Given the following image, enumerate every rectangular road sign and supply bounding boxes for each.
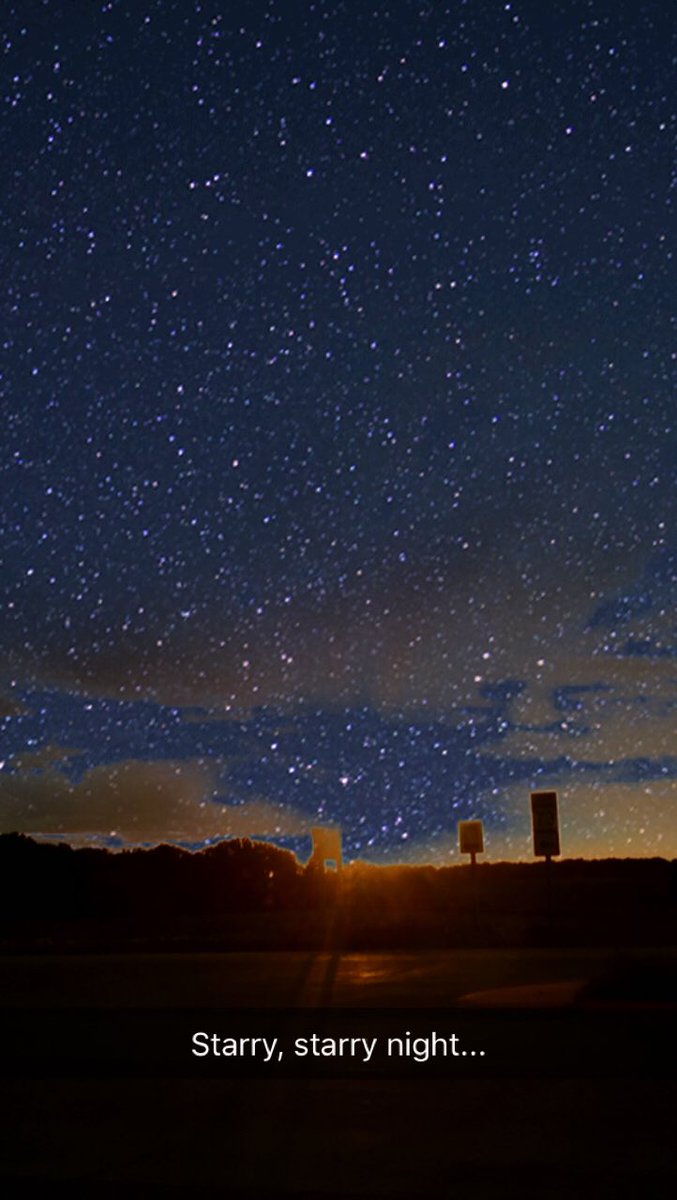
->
[310,826,343,870]
[459,819,484,855]
[530,791,560,857]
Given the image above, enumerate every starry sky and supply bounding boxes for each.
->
[1,0,675,862]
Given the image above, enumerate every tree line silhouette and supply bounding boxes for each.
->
[1,833,675,950]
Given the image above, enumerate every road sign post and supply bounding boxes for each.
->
[530,791,561,932]
[458,820,484,938]
[459,819,484,867]
[310,826,343,872]
[530,790,560,860]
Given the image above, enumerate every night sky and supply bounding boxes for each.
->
[1,0,675,862]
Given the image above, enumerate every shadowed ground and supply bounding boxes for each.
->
[2,948,676,1196]
[2,946,676,1008]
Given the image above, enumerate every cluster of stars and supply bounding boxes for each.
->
[0,1,674,858]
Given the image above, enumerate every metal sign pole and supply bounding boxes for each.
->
[458,821,484,942]
[530,792,561,940]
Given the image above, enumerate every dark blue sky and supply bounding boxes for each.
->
[1,0,675,860]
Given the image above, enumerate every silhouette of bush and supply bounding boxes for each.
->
[0,834,675,950]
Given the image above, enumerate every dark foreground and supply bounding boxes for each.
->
[5,1076,674,1198]
[2,948,676,1197]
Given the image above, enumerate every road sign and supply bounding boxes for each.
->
[459,820,484,856]
[530,791,560,857]
[310,826,343,871]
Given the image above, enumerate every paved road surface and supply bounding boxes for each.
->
[2,945,674,1007]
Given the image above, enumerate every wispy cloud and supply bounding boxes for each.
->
[0,757,310,844]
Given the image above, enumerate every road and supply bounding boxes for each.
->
[2,945,675,1008]
[2,948,676,1197]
